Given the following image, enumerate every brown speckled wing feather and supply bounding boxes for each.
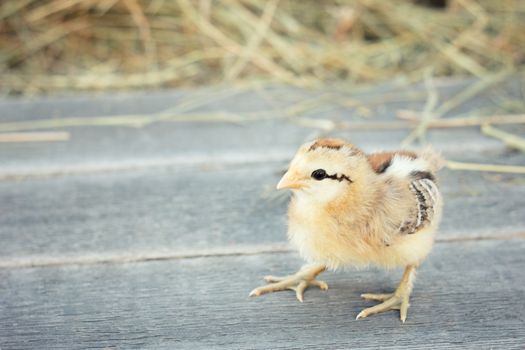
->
[399,175,440,234]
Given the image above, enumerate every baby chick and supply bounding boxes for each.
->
[250,138,443,322]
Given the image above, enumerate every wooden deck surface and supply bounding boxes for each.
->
[1,78,524,349]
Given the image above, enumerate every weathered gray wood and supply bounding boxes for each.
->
[0,78,520,175]
[1,240,524,349]
[1,78,524,349]
[0,127,509,181]
[0,79,480,122]
[0,153,524,264]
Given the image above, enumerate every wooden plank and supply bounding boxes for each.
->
[0,156,524,263]
[0,79,521,175]
[0,80,470,123]
[0,126,511,179]
[1,240,524,349]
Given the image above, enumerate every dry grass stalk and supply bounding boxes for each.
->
[400,69,515,146]
[481,124,525,152]
[397,112,525,127]
[0,131,70,142]
[446,160,525,174]
[400,68,439,146]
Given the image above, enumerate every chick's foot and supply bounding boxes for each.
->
[249,264,327,302]
[356,265,416,323]
[356,293,409,321]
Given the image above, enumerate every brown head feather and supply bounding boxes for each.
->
[308,138,348,151]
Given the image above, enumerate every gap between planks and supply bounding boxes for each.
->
[0,232,523,270]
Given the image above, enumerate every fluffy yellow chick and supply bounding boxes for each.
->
[250,138,443,322]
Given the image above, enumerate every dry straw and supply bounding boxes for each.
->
[1,0,524,94]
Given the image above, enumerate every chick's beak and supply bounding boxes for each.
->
[277,171,305,190]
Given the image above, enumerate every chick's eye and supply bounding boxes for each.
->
[311,169,327,180]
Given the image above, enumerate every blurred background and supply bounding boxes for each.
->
[1,0,524,95]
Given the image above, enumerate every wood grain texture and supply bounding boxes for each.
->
[0,79,520,176]
[0,156,524,263]
[1,240,524,349]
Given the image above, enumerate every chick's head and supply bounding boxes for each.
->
[278,139,372,205]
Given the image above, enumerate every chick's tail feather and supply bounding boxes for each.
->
[419,146,445,173]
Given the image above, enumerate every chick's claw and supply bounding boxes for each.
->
[249,264,327,302]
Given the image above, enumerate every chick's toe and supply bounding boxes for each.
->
[356,294,410,322]
[249,264,327,302]
[360,293,394,301]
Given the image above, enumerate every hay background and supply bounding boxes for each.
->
[0,0,524,95]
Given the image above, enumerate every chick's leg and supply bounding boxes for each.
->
[357,265,416,322]
[249,264,327,302]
